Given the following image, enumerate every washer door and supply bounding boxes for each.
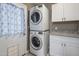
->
[31,35,42,50]
[31,10,42,24]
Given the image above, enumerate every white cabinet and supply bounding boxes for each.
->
[50,35,79,56]
[52,4,64,22]
[64,37,79,56]
[50,35,64,56]
[64,42,79,56]
[49,36,64,56]
[64,3,79,21]
[52,3,79,22]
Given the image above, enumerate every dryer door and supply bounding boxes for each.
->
[31,35,42,50]
[31,9,42,24]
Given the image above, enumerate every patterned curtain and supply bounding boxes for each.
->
[0,3,25,36]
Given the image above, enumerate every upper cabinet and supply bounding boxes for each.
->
[52,3,79,22]
[64,3,79,21]
[52,4,64,22]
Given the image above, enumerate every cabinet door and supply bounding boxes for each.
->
[63,37,79,56]
[64,3,79,21]
[64,42,79,56]
[52,4,64,22]
[50,35,64,56]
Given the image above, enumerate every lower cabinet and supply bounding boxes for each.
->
[50,37,64,56]
[64,42,79,56]
[50,35,79,56]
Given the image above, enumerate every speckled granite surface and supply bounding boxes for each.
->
[50,32,79,38]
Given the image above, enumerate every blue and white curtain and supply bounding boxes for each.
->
[0,3,25,36]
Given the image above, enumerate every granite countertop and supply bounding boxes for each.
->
[50,32,79,38]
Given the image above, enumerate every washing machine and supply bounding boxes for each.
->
[30,4,49,31]
[30,30,49,56]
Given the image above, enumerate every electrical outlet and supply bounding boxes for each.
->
[55,26,58,31]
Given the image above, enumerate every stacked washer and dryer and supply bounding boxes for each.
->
[29,4,49,56]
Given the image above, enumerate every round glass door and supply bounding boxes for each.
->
[31,10,42,24]
[31,36,42,50]
[32,37,40,47]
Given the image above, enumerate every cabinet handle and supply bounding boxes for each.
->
[62,18,66,21]
[64,44,66,47]
[64,18,66,21]
[61,43,66,47]
[61,43,63,46]
[62,18,63,21]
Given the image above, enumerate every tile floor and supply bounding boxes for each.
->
[24,52,49,56]
[24,53,35,56]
